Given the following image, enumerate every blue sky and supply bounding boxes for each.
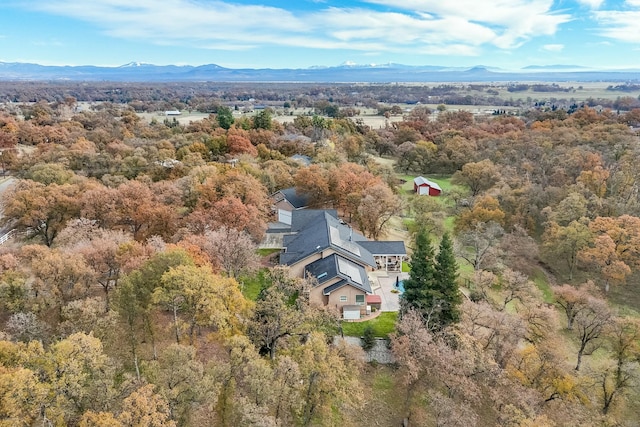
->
[1,0,640,69]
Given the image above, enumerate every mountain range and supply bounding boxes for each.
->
[0,61,639,83]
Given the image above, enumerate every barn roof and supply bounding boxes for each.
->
[413,176,442,191]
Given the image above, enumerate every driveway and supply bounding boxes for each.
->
[369,271,409,312]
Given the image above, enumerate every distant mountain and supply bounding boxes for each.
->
[0,61,638,82]
[522,64,590,71]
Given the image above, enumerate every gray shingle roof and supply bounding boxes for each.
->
[357,241,407,256]
[276,187,310,209]
[305,253,372,295]
[280,210,376,267]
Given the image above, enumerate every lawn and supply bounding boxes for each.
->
[401,261,410,272]
[341,312,398,338]
[238,269,269,301]
[531,268,554,304]
[257,248,281,257]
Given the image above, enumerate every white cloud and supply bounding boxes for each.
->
[575,0,605,8]
[23,0,571,57]
[542,44,564,51]
[594,10,640,43]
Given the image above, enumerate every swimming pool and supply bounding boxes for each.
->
[395,280,405,293]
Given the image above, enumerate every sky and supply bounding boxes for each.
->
[1,0,640,70]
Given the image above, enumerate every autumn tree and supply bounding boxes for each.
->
[294,164,331,207]
[22,245,94,314]
[74,230,132,311]
[451,159,501,196]
[455,196,505,233]
[2,180,81,247]
[579,215,640,292]
[154,264,249,344]
[114,248,196,359]
[541,219,591,280]
[248,267,309,359]
[598,317,640,414]
[198,227,259,277]
[553,283,597,330]
[186,203,261,242]
[355,182,401,240]
[291,332,363,426]
[142,344,208,424]
[391,310,480,425]
[509,339,580,404]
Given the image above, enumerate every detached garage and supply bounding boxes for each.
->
[342,305,362,320]
[414,176,442,196]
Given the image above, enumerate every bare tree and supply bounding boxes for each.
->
[202,227,260,278]
[553,282,598,330]
[572,296,611,371]
[455,221,504,271]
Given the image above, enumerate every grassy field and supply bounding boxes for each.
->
[341,312,398,338]
[238,269,269,301]
[531,268,555,304]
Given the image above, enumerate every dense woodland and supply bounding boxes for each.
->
[1,84,640,426]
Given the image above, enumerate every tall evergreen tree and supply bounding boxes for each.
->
[401,230,461,329]
[401,229,437,318]
[434,232,461,327]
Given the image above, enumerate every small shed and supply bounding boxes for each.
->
[366,294,382,311]
[413,176,442,196]
[342,305,362,320]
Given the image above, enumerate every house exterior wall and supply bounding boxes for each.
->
[428,186,441,196]
[308,278,367,314]
[416,184,441,196]
[277,209,293,225]
[274,198,295,212]
[327,287,367,313]
[288,249,338,278]
[309,280,334,307]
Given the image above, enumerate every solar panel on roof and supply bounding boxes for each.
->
[329,226,361,256]
[337,258,363,285]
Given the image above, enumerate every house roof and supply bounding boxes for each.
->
[358,241,407,256]
[275,187,310,210]
[280,210,376,268]
[305,253,372,295]
[413,176,442,191]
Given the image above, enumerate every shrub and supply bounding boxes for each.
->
[362,325,376,351]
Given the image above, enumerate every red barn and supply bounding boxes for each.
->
[413,176,442,196]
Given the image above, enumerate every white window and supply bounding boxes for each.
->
[339,295,347,302]
[355,294,365,305]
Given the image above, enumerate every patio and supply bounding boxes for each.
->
[369,271,409,312]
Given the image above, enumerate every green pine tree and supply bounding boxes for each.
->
[401,230,461,329]
[401,229,438,317]
[434,232,461,327]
